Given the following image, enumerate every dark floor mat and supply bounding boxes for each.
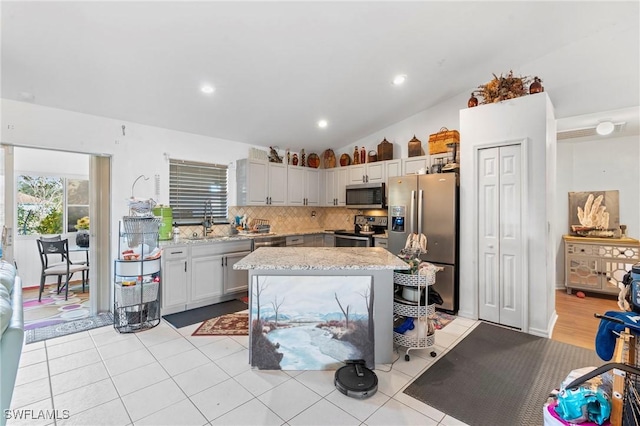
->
[403,322,604,426]
[162,299,247,329]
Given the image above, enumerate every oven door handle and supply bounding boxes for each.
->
[334,234,372,247]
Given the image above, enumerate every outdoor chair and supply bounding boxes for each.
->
[37,238,89,301]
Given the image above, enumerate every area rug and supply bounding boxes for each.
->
[192,313,248,336]
[25,312,114,344]
[163,298,248,329]
[403,322,604,426]
[23,283,91,330]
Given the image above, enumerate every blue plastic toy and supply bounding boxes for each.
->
[393,317,415,334]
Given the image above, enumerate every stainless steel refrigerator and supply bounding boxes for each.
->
[388,173,459,313]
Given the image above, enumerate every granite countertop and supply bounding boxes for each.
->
[160,229,334,247]
[234,247,409,271]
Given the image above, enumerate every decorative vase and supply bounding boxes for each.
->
[468,93,478,108]
[76,230,90,248]
[292,153,298,166]
[529,77,544,94]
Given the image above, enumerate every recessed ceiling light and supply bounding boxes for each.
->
[596,121,614,136]
[201,85,215,94]
[317,119,328,128]
[392,74,407,85]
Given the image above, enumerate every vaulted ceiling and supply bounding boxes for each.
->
[2,1,639,151]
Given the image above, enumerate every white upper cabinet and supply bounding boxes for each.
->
[402,155,428,175]
[325,167,348,206]
[348,162,385,184]
[386,159,402,179]
[237,159,287,206]
[288,166,320,206]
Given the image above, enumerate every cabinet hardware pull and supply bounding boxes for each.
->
[171,251,183,254]
[184,261,187,272]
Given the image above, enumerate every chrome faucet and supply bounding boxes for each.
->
[203,199,213,236]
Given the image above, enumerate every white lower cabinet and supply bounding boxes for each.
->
[161,246,189,315]
[223,251,253,293]
[189,246,225,308]
[161,240,251,314]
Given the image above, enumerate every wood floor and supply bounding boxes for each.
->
[552,289,620,350]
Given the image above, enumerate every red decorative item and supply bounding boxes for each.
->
[468,93,478,108]
[529,76,544,94]
[360,147,366,164]
[292,153,298,166]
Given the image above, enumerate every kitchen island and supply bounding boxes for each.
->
[234,247,408,369]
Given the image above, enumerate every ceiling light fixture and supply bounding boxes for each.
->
[317,119,328,128]
[595,121,615,136]
[200,85,215,94]
[392,74,407,86]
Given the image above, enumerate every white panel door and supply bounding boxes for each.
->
[478,144,522,329]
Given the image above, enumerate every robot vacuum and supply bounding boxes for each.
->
[334,359,378,399]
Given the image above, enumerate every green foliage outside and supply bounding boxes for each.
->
[17,175,63,235]
[35,210,63,234]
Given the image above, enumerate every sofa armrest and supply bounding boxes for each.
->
[1,276,24,426]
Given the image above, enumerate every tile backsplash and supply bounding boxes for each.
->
[176,206,358,238]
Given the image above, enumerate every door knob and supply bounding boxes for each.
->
[488,244,494,249]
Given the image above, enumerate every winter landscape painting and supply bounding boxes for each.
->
[249,275,374,370]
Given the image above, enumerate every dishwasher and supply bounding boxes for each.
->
[252,235,286,249]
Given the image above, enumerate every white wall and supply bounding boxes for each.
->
[459,93,556,336]
[555,135,640,286]
[336,92,470,160]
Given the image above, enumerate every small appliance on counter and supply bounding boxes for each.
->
[334,215,388,247]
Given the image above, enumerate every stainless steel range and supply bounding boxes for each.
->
[334,215,388,247]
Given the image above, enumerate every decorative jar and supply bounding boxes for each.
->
[76,230,90,248]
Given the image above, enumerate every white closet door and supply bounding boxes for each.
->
[478,144,522,329]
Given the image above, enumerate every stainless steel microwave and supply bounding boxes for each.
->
[345,183,385,209]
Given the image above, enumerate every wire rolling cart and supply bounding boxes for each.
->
[113,216,162,333]
[393,267,437,361]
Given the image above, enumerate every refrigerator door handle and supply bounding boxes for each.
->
[417,189,423,235]
[410,190,416,234]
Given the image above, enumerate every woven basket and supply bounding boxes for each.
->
[428,127,460,154]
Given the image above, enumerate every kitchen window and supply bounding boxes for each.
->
[169,159,228,224]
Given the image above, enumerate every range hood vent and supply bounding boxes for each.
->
[557,122,626,140]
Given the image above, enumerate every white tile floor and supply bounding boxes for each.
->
[9,316,478,426]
